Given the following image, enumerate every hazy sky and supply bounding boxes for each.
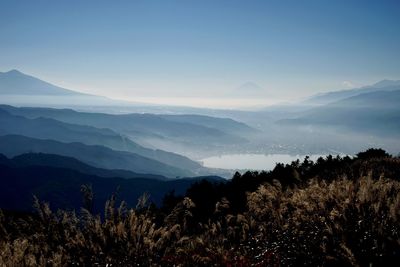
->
[1,0,399,107]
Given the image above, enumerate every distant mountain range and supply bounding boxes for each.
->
[0,107,213,176]
[305,79,400,105]
[0,69,259,176]
[281,83,400,136]
[0,104,255,156]
[0,68,398,160]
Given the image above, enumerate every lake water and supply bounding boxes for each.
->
[201,154,325,170]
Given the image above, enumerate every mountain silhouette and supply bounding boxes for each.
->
[0,135,195,178]
[0,69,88,96]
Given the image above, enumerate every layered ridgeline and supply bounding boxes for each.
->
[0,104,255,155]
[0,105,254,176]
[0,107,209,177]
[0,152,223,212]
[0,135,194,178]
[0,70,258,156]
[304,79,400,105]
[0,151,166,180]
[279,87,400,137]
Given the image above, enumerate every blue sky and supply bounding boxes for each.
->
[0,0,399,106]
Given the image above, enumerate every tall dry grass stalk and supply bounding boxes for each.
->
[0,174,399,266]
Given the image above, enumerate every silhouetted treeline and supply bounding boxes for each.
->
[161,148,398,222]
